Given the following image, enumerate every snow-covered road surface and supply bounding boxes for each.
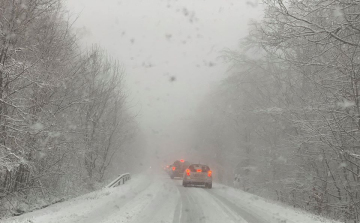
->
[3,172,339,223]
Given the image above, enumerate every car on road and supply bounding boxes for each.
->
[170,159,190,179]
[163,165,170,172]
[165,164,173,175]
[182,164,212,188]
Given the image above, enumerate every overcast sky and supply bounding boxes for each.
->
[65,0,263,160]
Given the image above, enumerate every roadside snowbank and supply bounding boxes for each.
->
[3,174,148,223]
[214,183,341,223]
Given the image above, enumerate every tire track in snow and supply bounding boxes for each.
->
[204,188,268,223]
[172,196,182,223]
[175,183,206,223]
[128,175,180,223]
[174,180,248,223]
[192,188,248,223]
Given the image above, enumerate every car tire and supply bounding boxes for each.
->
[206,183,212,189]
[171,175,174,179]
[183,181,187,187]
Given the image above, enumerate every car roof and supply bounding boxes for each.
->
[189,164,209,167]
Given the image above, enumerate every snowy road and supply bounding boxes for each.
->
[3,172,338,223]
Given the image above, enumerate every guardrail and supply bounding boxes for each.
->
[106,173,131,188]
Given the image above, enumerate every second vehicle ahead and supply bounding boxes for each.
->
[170,159,190,179]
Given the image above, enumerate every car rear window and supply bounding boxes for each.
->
[173,161,181,167]
[189,165,210,172]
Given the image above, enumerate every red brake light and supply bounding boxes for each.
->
[196,169,202,173]
[186,169,190,176]
[172,166,176,171]
[180,159,184,163]
[208,171,212,177]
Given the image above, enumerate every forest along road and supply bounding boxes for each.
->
[3,172,336,223]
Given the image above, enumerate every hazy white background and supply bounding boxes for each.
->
[65,0,263,162]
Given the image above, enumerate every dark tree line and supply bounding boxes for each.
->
[193,0,360,222]
[0,0,143,217]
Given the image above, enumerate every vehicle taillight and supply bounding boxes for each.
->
[172,166,176,171]
[208,171,212,177]
[180,159,184,163]
[196,169,202,173]
[186,169,190,176]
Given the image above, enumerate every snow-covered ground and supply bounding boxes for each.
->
[3,172,340,223]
